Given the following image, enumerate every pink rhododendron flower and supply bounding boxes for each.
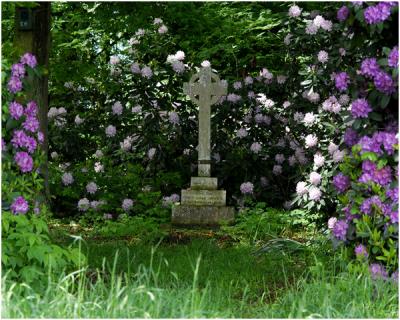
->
[62,172,74,186]
[309,186,322,201]
[317,50,329,63]
[288,5,302,17]
[240,182,254,195]
[158,25,168,34]
[250,142,262,154]
[122,198,134,211]
[112,101,123,115]
[305,134,318,148]
[86,182,98,194]
[296,181,308,196]
[105,125,117,137]
[309,172,322,186]
[78,198,90,211]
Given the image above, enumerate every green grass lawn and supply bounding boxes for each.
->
[3,225,398,318]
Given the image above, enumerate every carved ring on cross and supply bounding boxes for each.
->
[183,67,226,107]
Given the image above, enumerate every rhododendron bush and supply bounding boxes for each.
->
[42,2,398,274]
[2,55,83,284]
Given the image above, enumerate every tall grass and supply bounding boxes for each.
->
[262,259,399,318]
[3,249,245,318]
[2,242,398,318]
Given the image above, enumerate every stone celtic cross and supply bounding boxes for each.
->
[183,67,227,177]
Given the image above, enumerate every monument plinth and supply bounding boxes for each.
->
[172,67,235,226]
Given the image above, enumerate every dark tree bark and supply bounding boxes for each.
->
[14,2,51,199]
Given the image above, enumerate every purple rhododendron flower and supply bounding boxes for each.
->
[358,132,397,155]
[360,196,383,215]
[25,101,38,117]
[360,58,380,78]
[359,159,392,186]
[373,166,392,186]
[375,132,397,155]
[335,72,350,91]
[386,187,399,203]
[344,128,359,147]
[350,98,372,118]
[24,136,37,154]
[361,160,376,174]
[355,244,368,258]
[14,151,33,173]
[11,130,29,149]
[20,52,37,68]
[8,76,23,93]
[9,101,24,120]
[11,63,25,77]
[337,6,349,21]
[332,219,348,241]
[369,263,388,280]
[333,173,350,193]
[364,2,396,25]
[23,116,40,133]
[10,196,29,215]
[373,71,395,94]
[388,46,398,68]
[343,205,360,222]
[389,210,398,224]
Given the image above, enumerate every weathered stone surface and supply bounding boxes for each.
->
[181,189,226,206]
[198,163,211,177]
[190,177,218,190]
[171,204,235,225]
[183,67,227,177]
[173,67,234,226]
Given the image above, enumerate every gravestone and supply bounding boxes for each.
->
[172,67,235,225]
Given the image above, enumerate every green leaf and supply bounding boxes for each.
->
[377,159,388,169]
[353,119,362,130]
[361,152,378,162]
[379,96,390,109]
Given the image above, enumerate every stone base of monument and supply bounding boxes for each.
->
[171,177,235,226]
[171,204,235,226]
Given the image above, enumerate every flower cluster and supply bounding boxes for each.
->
[337,6,349,22]
[358,160,392,187]
[350,98,372,118]
[10,196,29,215]
[360,57,395,94]
[6,57,41,174]
[364,2,397,25]
[333,173,350,193]
[8,53,37,93]
[335,72,350,91]
[166,50,186,74]
[240,182,254,195]
[358,131,397,155]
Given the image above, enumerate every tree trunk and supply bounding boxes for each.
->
[14,2,51,199]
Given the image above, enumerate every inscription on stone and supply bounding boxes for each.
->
[190,177,217,190]
[181,190,226,206]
